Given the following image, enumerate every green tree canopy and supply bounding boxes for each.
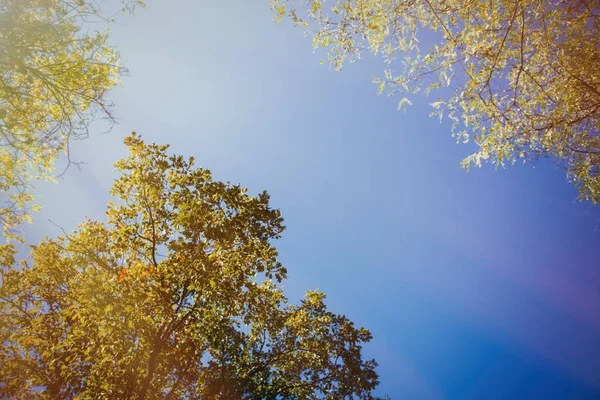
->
[272,0,600,204]
[0,133,381,399]
[0,0,143,240]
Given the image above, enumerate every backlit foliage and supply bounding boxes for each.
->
[0,134,381,399]
[0,0,143,240]
[272,0,600,203]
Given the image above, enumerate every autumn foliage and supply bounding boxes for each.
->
[0,134,381,399]
[273,0,600,203]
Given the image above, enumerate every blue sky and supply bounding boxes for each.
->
[25,1,600,398]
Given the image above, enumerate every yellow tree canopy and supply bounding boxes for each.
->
[0,134,382,399]
[0,0,143,240]
[272,0,600,204]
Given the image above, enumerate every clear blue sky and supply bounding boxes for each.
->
[26,1,600,398]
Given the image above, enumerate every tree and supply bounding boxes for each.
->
[0,133,381,399]
[271,0,600,204]
[0,0,143,240]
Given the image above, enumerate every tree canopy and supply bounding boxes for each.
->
[272,0,600,204]
[0,133,381,399]
[0,0,143,240]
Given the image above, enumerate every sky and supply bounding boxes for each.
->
[23,1,600,398]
